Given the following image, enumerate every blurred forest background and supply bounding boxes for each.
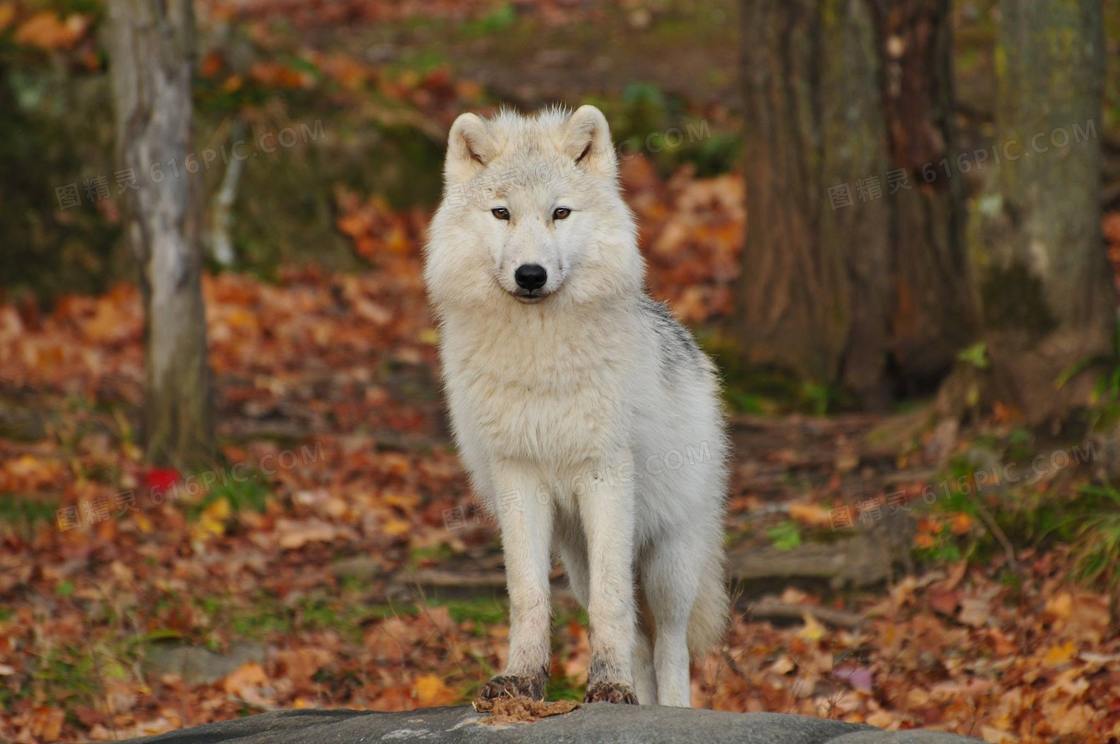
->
[2,1,1120,741]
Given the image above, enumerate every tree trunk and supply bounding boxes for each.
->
[737,0,974,405]
[107,0,217,469]
[874,0,975,392]
[969,0,1113,424]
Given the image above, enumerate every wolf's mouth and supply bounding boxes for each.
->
[512,290,548,304]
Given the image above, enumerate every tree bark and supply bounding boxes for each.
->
[874,0,975,392]
[107,0,217,468]
[737,0,974,405]
[969,0,1113,423]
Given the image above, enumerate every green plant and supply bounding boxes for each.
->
[186,472,270,520]
[767,520,802,551]
[1065,485,1120,587]
[1058,322,1120,429]
[957,342,990,370]
[465,3,516,35]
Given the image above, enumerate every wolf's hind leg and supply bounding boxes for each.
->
[555,524,590,607]
[633,618,657,704]
[642,534,700,707]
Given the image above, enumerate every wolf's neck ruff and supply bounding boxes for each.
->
[441,302,638,467]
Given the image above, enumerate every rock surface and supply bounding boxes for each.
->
[124,704,983,743]
[141,641,267,686]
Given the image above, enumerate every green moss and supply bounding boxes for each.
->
[697,330,853,415]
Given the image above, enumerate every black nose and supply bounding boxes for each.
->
[514,264,548,291]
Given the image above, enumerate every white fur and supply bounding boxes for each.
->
[424,105,728,707]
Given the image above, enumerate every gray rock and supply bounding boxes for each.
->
[332,555,385,582]
[141,641,266,686]
[122,704,983,743]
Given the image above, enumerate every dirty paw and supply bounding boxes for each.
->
[584,681,638,704]
[473,674,546,710]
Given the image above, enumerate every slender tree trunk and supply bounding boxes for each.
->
[737,0,974,405]
[969,0,1113,423]
[874,0,975,391]
[107,0,217,468]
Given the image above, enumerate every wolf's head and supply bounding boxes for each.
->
[425,105,642,312]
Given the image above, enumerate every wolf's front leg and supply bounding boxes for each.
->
[476,461,553,704]
[578,458,638,704]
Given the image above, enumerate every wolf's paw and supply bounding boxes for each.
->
[474,673,546,709]
[584,681,638,705]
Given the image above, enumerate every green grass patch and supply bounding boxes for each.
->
[548,674,585,701]
[913,438,1120,589]
[408,543,456,568]
[30,644,102,704]
[588,83,741,178]
[463,2,517,37]
[1065,485,1120,588]
[767,520,802,551]
[433,597,507,627]
[195,589,440,646]
[185,471,271,521]
[0,493,58,534]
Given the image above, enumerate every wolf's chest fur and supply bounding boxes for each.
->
[442,305,637,465]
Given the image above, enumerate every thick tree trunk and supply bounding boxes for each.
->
[107,0,217,468]
[737,0,973,405]
[969,0,1113,423]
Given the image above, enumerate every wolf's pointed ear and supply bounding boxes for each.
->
[563,105,616,177]
[445,113,496,184]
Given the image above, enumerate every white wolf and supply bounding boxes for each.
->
[424,105,728,707]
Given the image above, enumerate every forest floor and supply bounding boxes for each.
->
[2,156,1120,743]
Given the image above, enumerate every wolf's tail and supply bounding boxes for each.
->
[687,551,729,657]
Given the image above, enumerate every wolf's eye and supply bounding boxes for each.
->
[491,207,510,221]
[552,207,572,221]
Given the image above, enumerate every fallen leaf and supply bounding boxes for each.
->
[15,11,88,49]
[412,673,457,706]
[797,612,825,642]
[1042,641,1076,667]
[958,596,991,627]
[788,502,834,527]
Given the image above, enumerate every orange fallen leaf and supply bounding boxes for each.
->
[0,3,16,32]
[413,673,457,706]
[29,706,65,742]
[15,11,88,50]
[223,662,268,695]
[788,502,833,528]
[381,516,412,537]
[200,50,224,78]
[948,512,973,535]
[1042,641,1077,667]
